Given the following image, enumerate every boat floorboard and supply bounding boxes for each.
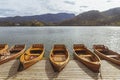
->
[0,59,120,80]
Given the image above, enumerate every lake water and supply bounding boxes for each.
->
[0,26,120,57]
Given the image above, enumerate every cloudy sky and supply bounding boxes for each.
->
[0,0,120,17]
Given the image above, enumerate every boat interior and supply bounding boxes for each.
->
[94,45,109,53]
[0,44,5,50]
[24,53,39,61]
[10,45,25,54]
[52,45,67,62]
[74,44,98,62]
[74,44,88,55]
[0,51,10,60]
[52,51,67,62]
[94,45,120,60]
[24,45,44,61]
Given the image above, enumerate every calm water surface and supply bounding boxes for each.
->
[0,26,120,57]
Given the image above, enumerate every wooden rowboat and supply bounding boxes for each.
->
[0,44,8,55]
[19,44,44,70]
[49,44,69,72]
[93,44,120,66]
[73,44,101,73]
[0,44,26,65]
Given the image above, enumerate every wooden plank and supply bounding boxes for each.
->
[0,59,119,80]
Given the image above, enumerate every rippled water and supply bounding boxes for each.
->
[0,26,120,57]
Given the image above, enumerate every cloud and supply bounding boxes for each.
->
[0,0,120,17]
[106,0,112,2]
[0,9,16,17]
[80,6,88,8]
[64,1,75,5]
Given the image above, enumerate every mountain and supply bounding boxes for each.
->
[1,7,120,26]
[58,7,120,26]
[103,7,120,16]
[0,13,75,26]
[0,13,75,24]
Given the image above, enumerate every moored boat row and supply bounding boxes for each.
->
[0,43,120,73]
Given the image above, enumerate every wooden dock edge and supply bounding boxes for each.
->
[0,59,120,80]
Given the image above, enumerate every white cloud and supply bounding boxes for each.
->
[0,0,120,17]
[64,1,75,5]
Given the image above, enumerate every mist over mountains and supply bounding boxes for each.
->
[0,7,120,26]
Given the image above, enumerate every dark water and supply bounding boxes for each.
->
[0,27,120,57]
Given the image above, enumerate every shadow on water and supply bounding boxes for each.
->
[75,60,100,80]
[5,59,20,80]
[45,59,59,79]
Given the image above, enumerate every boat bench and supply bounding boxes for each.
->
[53,49,65,51]
[106,55,119,58]
[75,49,86,51]
[79,55,92,57]
[80,55,97,62]
[32,44,43,48]
[97,49,108,53]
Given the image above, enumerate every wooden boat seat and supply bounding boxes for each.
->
[14,48,23,50]
[75,49,86,51]
[97,48,108,53]
[106,55,119,58]
[53,55,66,62]
[32,44,43,48]
[79,54,92,57]
[92,61,99,64]
[31,48,43,51]
[80,55,97,62]
[97,49,103,52]
[53,49,65,51]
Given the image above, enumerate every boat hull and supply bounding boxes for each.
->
[74,53,100,73]
[50,58,69,72]
[73,44,101,73]
[0,44,26,65]
[19,44,44,70]
[94,49,120,66]
[20,54,44,70]
[49,44,69,72]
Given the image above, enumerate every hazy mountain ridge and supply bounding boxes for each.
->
[1,7,120,26]
[0,13,75,26]
[59,7,120,26]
